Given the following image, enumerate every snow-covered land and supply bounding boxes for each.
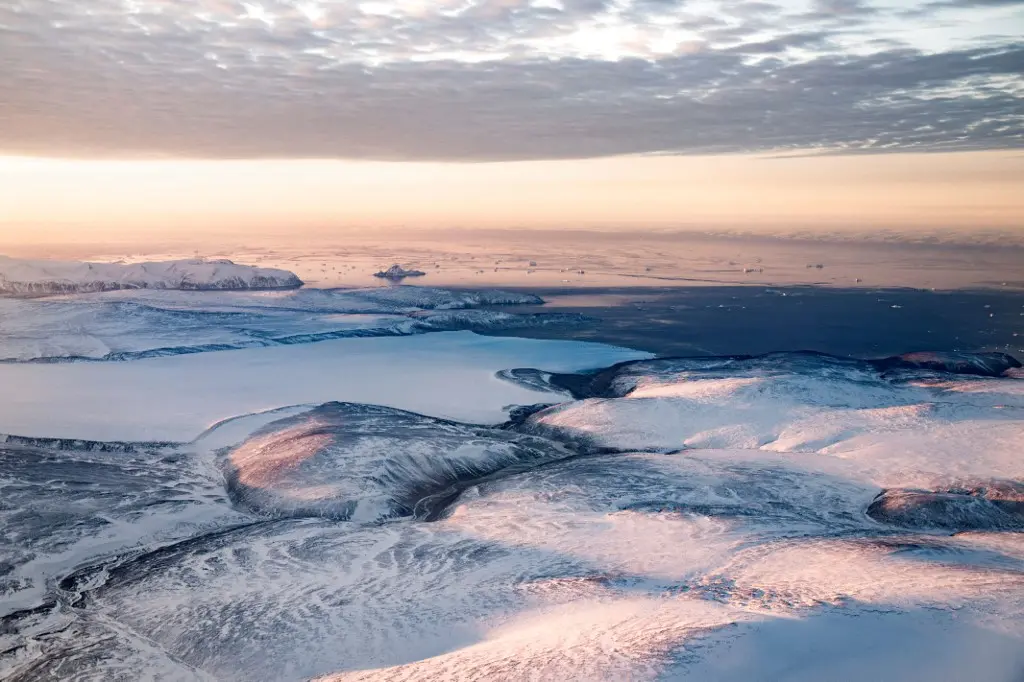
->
[0,284,1021,682]
[0,286,558,362]
[0,256,302,295]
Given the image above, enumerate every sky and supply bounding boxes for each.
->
[1,0,1023,243]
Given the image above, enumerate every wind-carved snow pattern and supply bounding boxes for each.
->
[1,340,1022,681]
[0,256,303,295]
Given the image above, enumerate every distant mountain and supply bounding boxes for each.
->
[0,256,303,295]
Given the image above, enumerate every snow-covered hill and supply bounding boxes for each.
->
[0,256,302,295]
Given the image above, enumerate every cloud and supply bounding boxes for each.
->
[0,0,1021,160]
[926,0,1024,6]
[723,31,833,54]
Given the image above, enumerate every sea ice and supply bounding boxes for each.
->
[0,331,650,441]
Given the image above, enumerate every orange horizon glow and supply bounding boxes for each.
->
[1,150,1022,247]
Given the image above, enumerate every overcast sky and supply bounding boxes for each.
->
[2,0,1022,159]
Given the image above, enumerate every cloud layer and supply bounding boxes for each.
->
[1,0,1022,160]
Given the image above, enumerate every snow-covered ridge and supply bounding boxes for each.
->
[541,350,1023,401]
[0,256,303,295]
[223,402,570,523]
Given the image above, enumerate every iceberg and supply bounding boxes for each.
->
[373,264,426,280]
